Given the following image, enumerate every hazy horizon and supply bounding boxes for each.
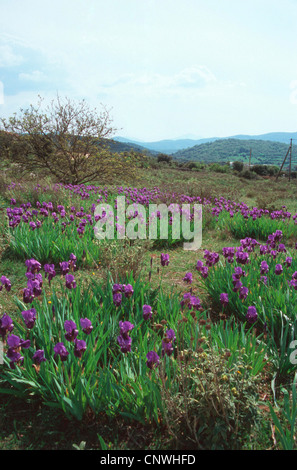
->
[116,130,297,144]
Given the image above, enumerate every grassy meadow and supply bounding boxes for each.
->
[1,162,297,450]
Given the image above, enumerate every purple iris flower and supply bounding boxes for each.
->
[117,321,134,353]
[25,258,41,274]
[260,261,269,274]
[44,264,56,283]
[275,264,283,275]
[0,314,14,339]
[180,292,192,309]
[196,260,204,272]
[117,334,132,353]
[165,329,176,343]
[27,278,42,297]
[188,295,202,311]
[284,257,292,267]
[69,254,77,271]
[23,287,34,304]
[143,304,152,320]
[289,278,297,290]
[64,320,79,341]
[183,272,193,284]
[222,246,235,263]
[59,261,70,275]
[112,283,123,294]
[235,251,250,265]
[162,340,174,357]
[260,275,268,284]
[233,267,246,279]
[0,276,12,292]
[161,253,170,266]
[220,293,229,306]
[77,226,85,236]
[65,274,76,289]
[124,284,134,298]
[7,334,30,351]
[246,306,258,324]
[200,266,209,279]
[161,329,176,357]
[232,279,243,292]
[21,308,37,329]
[6,349,24,369]
[239,286,249,300]
[119,321,134,337]
[204,251,219,267]
[54,342,69,362]
[80,318,93,334]
[113,292,122,307]
[270,250,278,259]
[146,351,160,369]
[74,339,87,358]
[260,245,270,255]
[274,230,283,241]
[32,349,47,365]
[278,243,286,253]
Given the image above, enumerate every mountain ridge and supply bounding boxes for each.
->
[171,137,297,166]
[114,132,297,155]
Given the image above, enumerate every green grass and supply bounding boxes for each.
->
[1,167,297,449]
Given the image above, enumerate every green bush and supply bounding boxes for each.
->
[208,163,231,174]
[233,161,244,172]
[162,328,264,450]
[252,165,269,176]
[239,169,257,180]
[267,166,279,176]
[157,154,172,164]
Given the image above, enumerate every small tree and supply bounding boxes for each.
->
[252,164,268,176]
[0,95,139,184]
[232,160,244,172]
[157,153,172,164]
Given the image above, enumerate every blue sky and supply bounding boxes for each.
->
[0,0,296,141]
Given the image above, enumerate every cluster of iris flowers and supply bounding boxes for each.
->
[194,231,297,325]
[1,252,173,371]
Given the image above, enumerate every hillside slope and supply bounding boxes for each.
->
[172,138,297,166]
[114,132,297,154]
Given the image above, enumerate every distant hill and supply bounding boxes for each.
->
[0,131,158,158]
[229,132,297,145]
[114,136,218,154]
[114,132,297,155]
[106,138,158,156]
[171,138,297,166]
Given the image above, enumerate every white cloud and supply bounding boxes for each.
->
[99,66,217,97]
[19,70,47,82]
[172,66,216,87]
[0,44,24,67]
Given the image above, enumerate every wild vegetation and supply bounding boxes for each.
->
[1,98,297,451]
[167,138,297,166]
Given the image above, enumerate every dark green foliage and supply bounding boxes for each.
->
[108,139,157,156]
[172,138,296,166]
[252,164,269,176]
[239,169,257,179]
[157,153,172,164]
[233,161,244,172]
[208,163,231,173]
